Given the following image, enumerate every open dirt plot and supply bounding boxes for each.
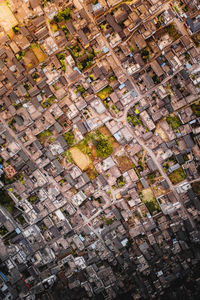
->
[152,185,168,198]
[141,188,160,215]
[23,50,38,69]
[115,156,133,172]
[70,147,91,171]
[142,188,154,202]
[0,1,18,36]
[156,126,169,142]
[31,44,47,63]
[192,181,200,196]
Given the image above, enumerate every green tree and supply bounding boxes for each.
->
[86,60,93,68]
[141,48,149,61]
[75,85,85,95]
[57,53,65,60]
[95,136,113,158]
[12,26,20,34]
[185,52,190,61]
[54,8,71,23]
[127,115,142,126]
[63,131,75,146]
[78,63,83,71]
[166,115,182,129]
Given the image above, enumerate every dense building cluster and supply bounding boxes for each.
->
[0,0,200,299]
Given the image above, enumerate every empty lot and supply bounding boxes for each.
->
[70,147,91,171]
[0,1,18,36]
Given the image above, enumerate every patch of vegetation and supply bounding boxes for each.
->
[166,115,182,130]
[141,48,149,61]
[41,0,51,7]
[94,197,102,204]
[104,100,109,109]
[169,167,186,184]
[41,96,55,108]
[166,24,181,41]
[140,188,160,215]
[29,195,37,203]
[86,165,98,180]
[53,7,71,23]
[32,72,40,80]
[90,131,113,158]
[144,199,160,215]
[41,224,47,232]
[70,44,81,58]
[0,190,16,215]
[117,175,126,187]
[100,24,105,30]
[102,217,113,225]
[97,85,113,100]
[16,50,25,61]
[49,137,56,144]
[185,52,190,61]
[12,26,20,34]
[183,154,189,162]
[148,173,156,183]
[23,83,30,90]
[75,85,85,95]
[17,215,26,226]
[191,101,200,117]
[19,173,24,185]
[63,131,75,146]
[56,53,66,71]
[111,104,119,113]
[61,25,69,39]
[182,5,188,12]
[12,103,22,109]
[60,177,67,185]
[31,43,39,49]
[109,76,116,82]
[8,119,16,132]
[76,49,96,71]
[173,5,179,13]
[192,181,200,198]
[62,150,74,163]
[53,83,58,90]
[37,130,52,144]
[152,75,161,84]
[51,23,58,32]
[127,115,142,127]
[76,136,91,155]
[0,225,8,236]
[192,32,200,47]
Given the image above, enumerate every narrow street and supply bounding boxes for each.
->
[124,119,196,228]
[75,0,196,230]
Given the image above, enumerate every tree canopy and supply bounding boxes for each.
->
[91,132,113,158]
[54,8,71,23]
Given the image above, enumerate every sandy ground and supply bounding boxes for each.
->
[142,187,154,202]
[70,147,91,170]
[31,45,47,63]
[0,1,18,37]
[156,126,169,142]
